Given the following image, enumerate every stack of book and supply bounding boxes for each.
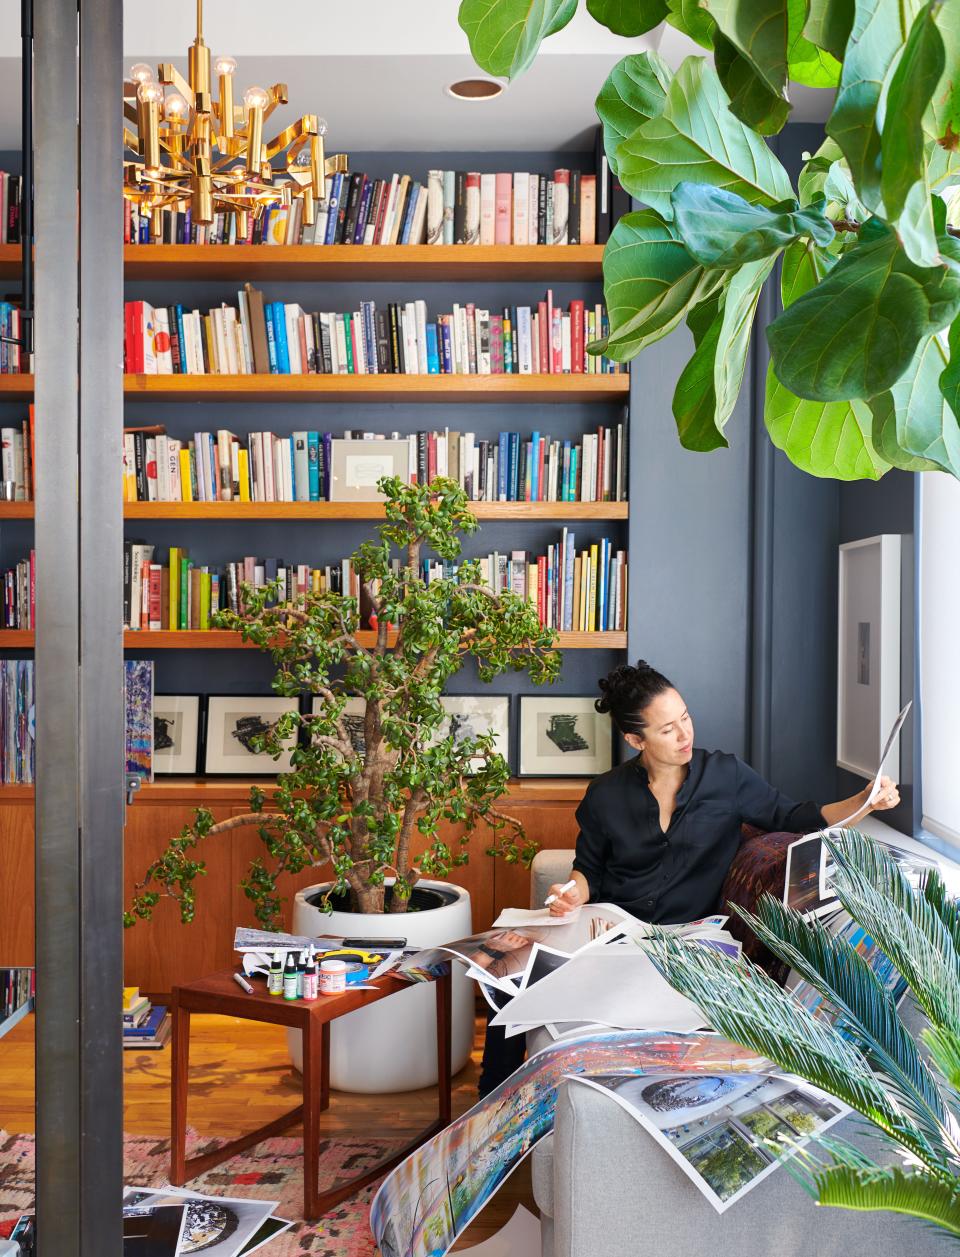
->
[0,172,23,243]
[121,533,627,633]
[122,424,628,505]
[124,289,622,377]
[1,550,35,629]
[125,165,600,246]
[123,986,170,1050]
[1,415,34,499]
[0,304,27,374]
[0,660,34,783]
[0,967,34,1040]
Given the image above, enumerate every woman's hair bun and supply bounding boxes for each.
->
[595,659,673,733]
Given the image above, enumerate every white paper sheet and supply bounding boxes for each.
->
[492,906,582,927]
[490,949,706,1035]
[456,1205,542,1256]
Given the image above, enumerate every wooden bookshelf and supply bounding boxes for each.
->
[0,631,34,647]
[0,243,605,282]
[0,502,33,519]
[118,629,627,650]
[0,377,33,401]
[123,500,629,521]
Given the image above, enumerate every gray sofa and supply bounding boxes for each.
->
[527,850,943,1257]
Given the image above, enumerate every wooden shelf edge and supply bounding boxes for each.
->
[120,630,625,649]
[124,500,628,521]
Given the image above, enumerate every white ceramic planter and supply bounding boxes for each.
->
[289,878,474,1093]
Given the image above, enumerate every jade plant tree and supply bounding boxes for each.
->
[125,477,560,926]
[459,0,960,480]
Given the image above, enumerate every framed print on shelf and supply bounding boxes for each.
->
[153,694,202,775]
[329,439,410,502]
[518,696,612,777]
[837,535,901,779]
[438,695,510,771]
[203,695,300,776]
[310,695,367,757]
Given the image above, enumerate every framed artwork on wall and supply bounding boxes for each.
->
[153,694,202,775]
[203,695,300,775]
[437,695,510,771]
[310,695,367,757]
[328,439,410,502]
[837,534,901,779]
[518,696,612,777]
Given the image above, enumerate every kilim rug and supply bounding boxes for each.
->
[0,1128,401,1256]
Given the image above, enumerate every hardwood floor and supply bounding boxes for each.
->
[0,1012,537,1248]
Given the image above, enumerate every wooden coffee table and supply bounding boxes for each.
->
[169,967,452,1220]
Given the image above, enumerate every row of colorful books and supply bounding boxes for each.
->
[125,166,602,248]
[0,660,34,784]
[1,967,34,1028]
[0,172,23,243]
[0,303,29,375]
[121,534,628,634]
[123,986,170,1050]
[123,424,628,505]
[1,551,34,630]
[124,289,623,377]
[1,418,34,499]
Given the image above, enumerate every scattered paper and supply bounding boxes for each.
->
[492,906,581,928]
[124,1185,278,1257]
[456,1204,541,1256]
[835,700,912,828]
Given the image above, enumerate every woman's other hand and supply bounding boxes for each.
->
[547,883,583,917]
[870,776,900,812]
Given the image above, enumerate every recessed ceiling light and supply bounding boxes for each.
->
[446,78,505,102]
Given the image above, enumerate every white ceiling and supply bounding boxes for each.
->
[0,1,832,155]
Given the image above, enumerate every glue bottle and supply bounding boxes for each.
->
[302,954,318,1001]
[267,950,284,996]
[282,952,299,1000]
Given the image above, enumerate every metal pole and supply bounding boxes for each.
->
[748,277,776,780]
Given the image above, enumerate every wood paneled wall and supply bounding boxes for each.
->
[0,779,584,994]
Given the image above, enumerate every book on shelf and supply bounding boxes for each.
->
[124,165,600,248]
[1,967,34,1028]
[0,303,30,375]
[0,660,34,783]
[122,423,629,505]
[123,289,624,377]
[0,413,33,499]
[0,172,23,244]
[0,550,35,629]
[121,532,627,634]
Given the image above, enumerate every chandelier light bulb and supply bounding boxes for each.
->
[316,117,328,137]
[243,85,270,111]
[129,62,153,85]
[214,55,237,77]
[164,92,189,121]
[137,81,165,105]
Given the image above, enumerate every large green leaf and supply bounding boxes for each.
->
[587,0,667,35]
[596,53,672,179]
[666,0,717,47]
[870,334,960,476]
[617,57,794,219]
[458,0,578,78]
[881,2,944,222]
[674,257,776,449]
[672,182,834,267]
[812,1164,960,1235]
[827,0,925,213]
[928,0,960,140]
[699,0,788,97]
[803,0,855,60]
[788,0,842,86]
[714,33,792,134]
[766,238,888,478]
[599,209,721,360]
[941,317,960,420]
[766,219,960,401]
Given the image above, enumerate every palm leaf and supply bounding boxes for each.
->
[737,893,949,1142]
[811,1163,960,1236]
[649,933,955,1179]
[923,1025,960,1094]
[923,866,960,956]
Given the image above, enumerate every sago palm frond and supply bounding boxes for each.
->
[924,867,960,956]
[923,1025,960,1096]
[649,932,956,1180]
[826,832,960,1038]
[811,1162,960,1236]
[737,893,950,1153]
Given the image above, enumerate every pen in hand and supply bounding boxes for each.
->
[544,879,577,907]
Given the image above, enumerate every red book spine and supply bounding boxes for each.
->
[545,289,554,373]
[148,564,162,630]
[553,309,562,374]
[124,197,131,244]
[570,299,584,373]
[373,180,391,244]
[494,172,512,244]
[537,301,549,375]
[427,433,437,482]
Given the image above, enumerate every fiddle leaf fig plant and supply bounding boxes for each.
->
[458,0,960,480]
[125,477,560,928]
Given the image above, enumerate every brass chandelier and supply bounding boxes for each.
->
[122,0,348,235]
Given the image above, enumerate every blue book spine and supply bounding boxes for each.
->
[184,207,192,243]
[425,324,440,374]
[570,447,579,502]
[274,305,291,374]
[175,304,188,373]
[322,433,333,500]
[208,435,218,501]
[323,174,343,245]
[440,321,454,374]
[530,432,540,502]
[264,304,279,373]
[354,178,374,244]
[400,186,418,244]
[307,432,321,501]
[497,432,508,500]
[362,302,378,372]
[508,434,519,501]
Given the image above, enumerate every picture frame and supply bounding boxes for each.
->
[837,535,901,779]
[518,696,612,778]
[203,695,300,776]
[310,695,367,757]
[437,695,510,771]
[153,694,202,775]
[329,438,410,502]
